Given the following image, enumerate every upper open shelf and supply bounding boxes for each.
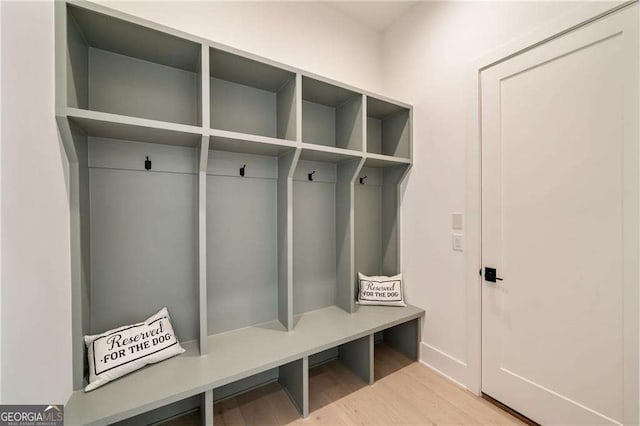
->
[66,4,202,126]
[366,97,410,159]
[210,48,296,141]
[302,77,363,151]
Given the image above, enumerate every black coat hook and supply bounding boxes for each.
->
[145,156,152,171]
[359,175,368,185]
[308,171,316,181]
[240,164,246,177]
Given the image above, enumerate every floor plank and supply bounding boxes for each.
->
[163,344,525,425]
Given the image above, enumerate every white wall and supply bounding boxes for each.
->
[382,1,588,390]
[98,1,384,94]
[1,1,72,404]
[0,0,383,405]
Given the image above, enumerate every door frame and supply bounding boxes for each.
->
[464,1,639,423]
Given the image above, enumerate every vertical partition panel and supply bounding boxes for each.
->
[279,357,309,417]
[198,137,209,354]
[200,45,210,130]
[57,118,90,390]
[278,149,301,330]
[381,165,410,275]
[336,158,365,313]
[336,95,364,151]
[355,167,383,277]
[277,78,297,140]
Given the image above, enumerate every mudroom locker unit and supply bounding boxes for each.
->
[55,1,423,424]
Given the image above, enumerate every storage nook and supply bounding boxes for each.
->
[55,2,422,425]
[366,96,411,159]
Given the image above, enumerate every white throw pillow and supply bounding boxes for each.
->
[357,273,406,307]
[84,307,185,392]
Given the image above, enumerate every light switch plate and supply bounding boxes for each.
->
[452,233,464,252]
[452,213,464,230]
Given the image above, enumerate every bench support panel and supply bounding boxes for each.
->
[279,357,309,418]
[201,389,213,426]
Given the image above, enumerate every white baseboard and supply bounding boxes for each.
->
[419,342,471,392]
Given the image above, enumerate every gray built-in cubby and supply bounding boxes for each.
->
[55,2,422,425]
[302,77,363,151]
[366,96,411,159]
[210,49,296,140]
[66,4,202,126]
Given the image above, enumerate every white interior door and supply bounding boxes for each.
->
[481,5,638,425]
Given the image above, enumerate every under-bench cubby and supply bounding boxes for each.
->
[66,4,202,126]
[56,2,419,425]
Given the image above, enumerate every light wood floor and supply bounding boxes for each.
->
[165,344,524,425]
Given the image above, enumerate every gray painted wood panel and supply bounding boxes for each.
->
[67,9,88,109]
[293,178,337,314]
[68,4,201,72]
[198,137,210,355]
[207,174,277,335]
[367,117,382,155]
[381,110,410,159]
[302,100,335,147]
[89,48,199,125]
[302,76,358,107]
[211,48,294,92]
[200,45,210,130]
[277,78,297,141]
[338,334,374,384]
[382,165,409,275]
[279,358,308,417]
[355,170,383,277]
[367,96,406,120]
[336,159,364,313]
[112,396,200,426]
[214,369,278,401]
[336,95,363,151]
[88,137,198,174]
[299,144,362,163]
[277,149,300,330]
[201,390,213,426]
[58,118,91,391]
[89,168,199,342]
[210,77,276,137]
[67,110,203,148]
[308,347,339,367]
[209,134,297,157]
[302,97,362,150]
[293,160,336,184]
[207,150,277,180]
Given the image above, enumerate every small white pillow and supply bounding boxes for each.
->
[357,273,406,307]
[84,307,185,392]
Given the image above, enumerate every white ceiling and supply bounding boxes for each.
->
[325,1,418,32]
